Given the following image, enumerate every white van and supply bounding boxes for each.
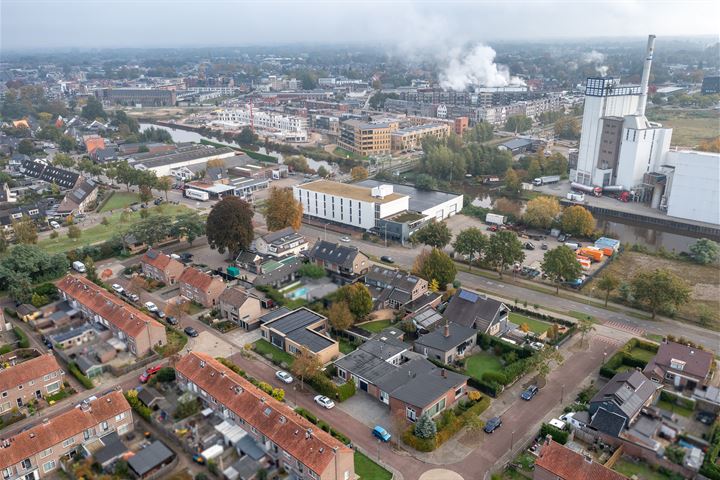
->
[564,242,580,251]
[72,261,86,273]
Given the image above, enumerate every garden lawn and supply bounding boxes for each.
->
[629,347,657,363]
[657,399,694,418]
[613,458,676,480]
[509,313,552,335]
[338,338,357,355]
[253,339,295,367]
[155,327,188,358]
[358,320,391,333]
[39,204,190,255]
[354,451,391,480]
[99,192,140,212]
[464,352,504,380]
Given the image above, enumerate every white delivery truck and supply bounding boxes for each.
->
[485,213,506,225]
[72,261,86,273]
[185,188,210,201]
[532,175,561,186]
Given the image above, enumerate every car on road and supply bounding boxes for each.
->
[541,243,548,250]
[484,416,502,433]
[380,256,394,264]
[339,236,351,243]
[275,371,293,384]
[111,284,124,295]
[372,425,391,442]
[41,335,53,349]
[524,242,535,250]
[128,293,140,302]
[184,326,199,337]
[314,395,335,409]
[155,310,166,319]
[139,364,163,383]
[144,301,159,312]
[166,316,178,325]
[49,220,61,229]
[521,385,539,401]
[697,411,717,425]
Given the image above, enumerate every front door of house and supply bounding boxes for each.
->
[359,380,368,392]
[35,390,41,399]
[17,398,22,407]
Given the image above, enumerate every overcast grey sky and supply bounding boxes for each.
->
[1,0,719,52]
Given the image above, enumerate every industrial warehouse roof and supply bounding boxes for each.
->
[131,144,235,169]
[297,179,406,204]
[356,179,462,213]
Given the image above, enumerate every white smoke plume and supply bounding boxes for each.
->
[583,50,609,77]
[439,44,525,90]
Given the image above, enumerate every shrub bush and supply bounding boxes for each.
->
[660,390,696,411]
[68,362,94,389]
[13,327,29,348]
[482,371,507,385]
[540,423,568,444]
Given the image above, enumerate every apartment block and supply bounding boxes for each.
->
[391,123,452,153]
[175,352,354,480]
[0,391,132,480]
[338,119,399,156]
[56,275,166,357]
[0,353,64,413]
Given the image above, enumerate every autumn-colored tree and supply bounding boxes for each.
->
[350,166,368,182]
[504,168,522,194]
[156,176,173,201]
[12,217,38,244]
[519,323,529,333]
[206,158,226,168]
[698,136,720,153]
[327,301,353,331]
[412,248,456,287]
[291,347,321,390]
[561,205,595,237]
[67,224,82,241]
[166,299,191,325]
[337,283,373,319]
[264,187,303,231]
[524,196,561,229]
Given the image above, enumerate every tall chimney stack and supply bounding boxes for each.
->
[444,320,450,338]
[637,34,656,117]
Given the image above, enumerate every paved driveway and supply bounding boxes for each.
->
[337,391,392,429]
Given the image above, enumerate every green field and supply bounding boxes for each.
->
[252,339,295,367]
[656,399,694,418]
[628,347,657,363]
[358,320,391,333]
[39,204,190,255]
[613,458,677,480]
[464,352,504,380]
[354,451,392,480]
[509,313,552,334]
[657,114,720,147]
[99,191,140,212]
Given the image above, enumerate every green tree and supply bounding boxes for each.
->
[298,263,325,279]
[81,96,107,120]
[413,248,457,287]
[58,135,76,153]
[597,273,620,307]
[554,116,581,140]
[486,230,525,277]
[84,256,98,283]
[524,196,561,229]
[534,347,564,380]
[504,115,532,133]
[114,161,138,191]
[290,347,321,390]
[413,221,452,249]
[12,217,38,244]
[128,214,173,246]
[236,126,258,145]
[156,367,176,383]
[541,246,582,294]
[526,158,542,181]
[464,122,494,143]
[414,413,437,439]
[317,166,329,178]
[264,187,303,231]
[67,224,82,241]
[53,153,75,168]
[156,176,173,201]
[170,211,205,245]
[337,283,373,319]
[631,269,691,319]
[561,205,595,237]
[327,301,354,331]
[415,173,438,191]
[577,316,596,347]
[689,238,719,265]
[18,138,35,155]
[206,197,254,257]
[504,168,521,194]
[139,185,153,204]
[452,227,487,270]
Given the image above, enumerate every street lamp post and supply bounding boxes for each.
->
[561,384,565,404]
[603,350,607,365]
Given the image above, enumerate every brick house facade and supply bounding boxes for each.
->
[140,249,185,285]
[0,353,64,414]
[178,268,226,307]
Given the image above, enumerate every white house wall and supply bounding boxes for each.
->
[665,150,720,225]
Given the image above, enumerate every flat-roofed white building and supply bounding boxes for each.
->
[215,106,307,142]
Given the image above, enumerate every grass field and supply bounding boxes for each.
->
[337,338,357,355]
[585,251,720,329]
[464,352,504,380]
[657,399,694,418]
[252,339,295,367]
[39,204,190,255]
[648,108,720,147]
[509,313,552,334]
[628,347,657,363]
[358,319,391,333]
[613,458,677,480]
[99,192,140,212]
[354,451,392,480]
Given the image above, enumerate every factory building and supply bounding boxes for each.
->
[572,35,720,225]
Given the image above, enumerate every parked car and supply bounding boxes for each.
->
[697,411,717,425]
[139,364,163,383]
[557,234,567,242]
[372,425,391,442]
[521,385,539,401]
[49,220,61,229]
[275,371,293,384]
[111,284,124,295]
[128,293,140,302]
[524,242,535,250]
[541,243,548,250]
[184,326,199,337]
[41,335,53,349]
[166,316,178,325]
[314,395,335,409]
[484,416,502,433]
[380,256,394,264]
[144,301,159,312]
[339,236,351,243]
[154,198,163,205]
[155,310,166,319]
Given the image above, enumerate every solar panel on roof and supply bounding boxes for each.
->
[458,290,479,303]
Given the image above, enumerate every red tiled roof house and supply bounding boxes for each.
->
[0,353,64,413]
[534,438,629,480]
[140,249,185,285]
[178,268,225,308]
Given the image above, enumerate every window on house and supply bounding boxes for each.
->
[406,407,417,422]
[455,386,463,398]
[115,413,125,422]
[21,459,31,470]
[39,448,53,458]
[42,461,55,473]
[101,421,109,431]
[63,437,74,448]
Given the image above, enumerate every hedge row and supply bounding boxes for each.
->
[294,407,351,445]
[125,391,153,421]
[701,423,720,480]
[477,333,535,359]
[403,396,491,452]
[68,362,94,389]
[600,338,657,378]
[660,390,696,411]
[13,327,29,349]
[510,306,577,328]
[540,422,569,445]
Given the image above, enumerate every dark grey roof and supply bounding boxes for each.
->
[261,227,304,245]
[94,432,128,466]
[137,386,164,407]
[236,434,265,461]
[415,322,477,352]
[500,138,534,150]
[218,286,251,307]
[404,291,441,314]
[590,370,659,420]
[226,455,262,480]
[376,357,468,408]
[49,322,94,343]
[358,335,407,361]
[409,306,444,331]
[259,307,291,324]
[253,256,302,286]
[264,307,334,353]
[442,289,507,331]
[287,327,336,354]
[590,407,626,437]
[334,348,398,384]
[308,240,360,269]
[364,265,423,308]
[356,179,462,214]
[131,144,234,169]
[128,441,175,476]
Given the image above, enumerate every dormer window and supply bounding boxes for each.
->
[670,359,685,371]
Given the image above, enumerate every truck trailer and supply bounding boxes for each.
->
[533,175,561,186]
[570,182,602,197]
[485,213,506,225]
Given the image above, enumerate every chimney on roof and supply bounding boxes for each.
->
[305,428,313,439]
[80,400,91,412]
[444,320,450,338]
[584,454,593,464]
